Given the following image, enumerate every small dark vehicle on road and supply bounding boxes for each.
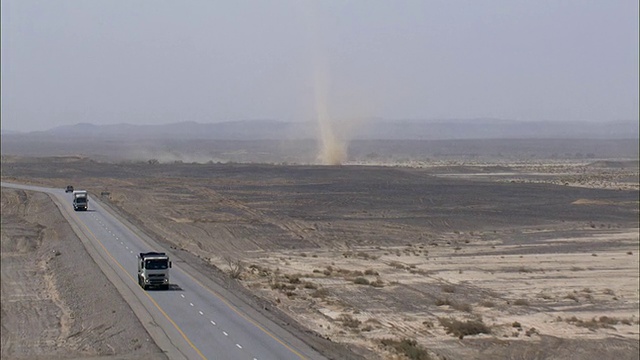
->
[65,185,74,193]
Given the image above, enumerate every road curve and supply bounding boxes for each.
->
[1,182,327,360]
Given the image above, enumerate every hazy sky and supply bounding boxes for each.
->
[1,1,638,132]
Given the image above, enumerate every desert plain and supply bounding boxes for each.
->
[1,137,639,360]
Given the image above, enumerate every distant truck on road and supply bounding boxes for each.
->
[72,190,88,211]
[138,252,172,290]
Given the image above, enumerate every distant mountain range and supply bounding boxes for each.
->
[5,119,639,140]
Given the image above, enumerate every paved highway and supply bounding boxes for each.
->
[1,182,327,360]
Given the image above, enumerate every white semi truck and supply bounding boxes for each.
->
[72,190,88,211]
[137,252,172,290]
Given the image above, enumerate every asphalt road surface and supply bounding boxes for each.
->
[1,182,327,360]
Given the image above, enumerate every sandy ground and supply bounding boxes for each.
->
[1,187,167,360]
[1,156,638,359]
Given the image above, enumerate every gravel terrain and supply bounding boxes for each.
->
[1,155,638,360]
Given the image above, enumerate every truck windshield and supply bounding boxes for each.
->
[145,259,168,270]
[76,198,87,204]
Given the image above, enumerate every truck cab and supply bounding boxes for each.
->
[137,252,172,290]
[72,190,88,211]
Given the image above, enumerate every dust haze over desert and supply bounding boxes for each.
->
[1,1,639,360]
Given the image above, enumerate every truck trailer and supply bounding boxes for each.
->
[137,252,172,290]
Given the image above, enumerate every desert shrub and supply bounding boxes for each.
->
[364,269,379,276]
[353,277,370,285]
[380,338,431,360]
[512,321,522,328]
[439,317,491,339]
[597,316,618,325]
[338,314,361,328]
[480,300,495,308]
[311,288,330,299]
[225,257,244,279]
[370,278,385,288]
[442,284,456,293]
[452,301,473,313]
[564,293,579,302]
[271,282,297,291]
[352,270,364,277]
[513,299,529,306]
[538,293,553,300]
[564,316,621,330]
[388,261,406,270]
[303,282,317,289]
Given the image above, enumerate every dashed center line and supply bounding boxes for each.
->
[236,344,242,349]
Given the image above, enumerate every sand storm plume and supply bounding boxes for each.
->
[314,68,347,165]
[303,1,348,166]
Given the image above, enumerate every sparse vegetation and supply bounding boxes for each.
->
[435,298,472,312]
[353,277,370,285]
[439,317,491,339]
[338,314,361,328]
[380,338,431,360]
[225,257,244,279]
[525,327,539,336]
[442,284,456,293]
[564,316,629,330]
[303,281,317,289]
[370,278,385,288]
[311,288,330,299]
[480,300,495,308]
[513,299,529,306]
[564,293,579,302]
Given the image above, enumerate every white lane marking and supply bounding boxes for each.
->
[223,331,228,336]
[181,294,185,298]
[236,344,242,349]
[120,242,124,245]
[190,303,194,307]
[210,320,216,326]
[199,311,203,315]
